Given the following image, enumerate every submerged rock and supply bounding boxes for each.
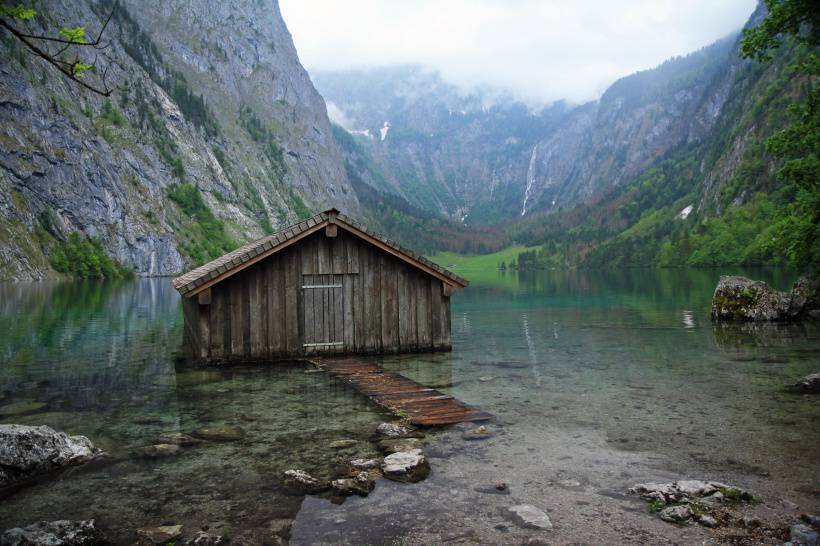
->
[331,472,375,497]
[375,422,410,438]
[185,531,224,545]
[156,432,202,446]
[711,276,795,321]
[0,425,98,487]
[0,519,102,545]
[328,439,357,449]
[0,400,48,417]
[378,437,424,454]
[283,469,328,493]
[506,505,553,530]
[350,458,380,470]
[192,425,245,442]
[462,425,495,440]
[132,444,181,459]
[135,525,183,545]
[381,449,430,483]
[792,373,820,394]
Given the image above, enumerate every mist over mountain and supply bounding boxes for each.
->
[314,66,571,223]
[314,33,740,223]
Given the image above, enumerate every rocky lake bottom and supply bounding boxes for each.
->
[0,268,818,544]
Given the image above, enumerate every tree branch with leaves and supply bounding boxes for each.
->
[0,3,115,96]
[740,0,820,273]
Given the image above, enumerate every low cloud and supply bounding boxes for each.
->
[280,0,756,105]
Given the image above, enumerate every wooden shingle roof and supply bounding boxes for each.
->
[171,209,469,297]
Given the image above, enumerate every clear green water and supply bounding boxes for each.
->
[0,269,818,544]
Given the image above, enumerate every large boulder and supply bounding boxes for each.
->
[0,520,102,545]
[0,425,98,487]
[711,276,796,321]
[792,275,820,318]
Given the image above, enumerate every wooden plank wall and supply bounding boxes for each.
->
[184,228,452,362]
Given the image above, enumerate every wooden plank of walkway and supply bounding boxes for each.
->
[309,357,491,426]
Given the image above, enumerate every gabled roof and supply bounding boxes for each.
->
[171,209,468,297]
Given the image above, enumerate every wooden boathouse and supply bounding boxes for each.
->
[172,209,468,362]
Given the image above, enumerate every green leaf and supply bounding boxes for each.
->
[0,4,36,19]
[71,62,93,78]
[58,26,87,44]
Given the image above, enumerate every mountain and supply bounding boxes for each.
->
[313,66,570,224]
[521,35,739,215]
[0,0,357,281]
[314,3,814,269]
[312,39,741,224]
[510,3,814,268]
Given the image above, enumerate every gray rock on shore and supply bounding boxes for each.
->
[0,425,98,487]
[0,520,101,545]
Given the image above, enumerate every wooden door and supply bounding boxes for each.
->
[302,274,344,353]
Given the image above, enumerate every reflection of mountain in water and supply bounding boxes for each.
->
[0,279,181,413]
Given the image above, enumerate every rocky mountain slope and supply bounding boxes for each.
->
[313,66,570,224]
[512,2,811,268]
[312,6,776,227]
[522,35,740,215]
[0,0,357,281]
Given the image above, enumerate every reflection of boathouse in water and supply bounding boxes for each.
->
[172,209,468,362]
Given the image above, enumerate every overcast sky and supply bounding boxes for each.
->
[279,0,758,105]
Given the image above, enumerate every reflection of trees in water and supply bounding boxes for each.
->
[0,280,182,414]
[467,268,797,308]
[712,320,820,350]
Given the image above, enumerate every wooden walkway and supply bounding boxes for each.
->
[309,358,491,426]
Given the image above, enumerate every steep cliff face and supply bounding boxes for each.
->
[523,36,738,214]
[0,0,356,281]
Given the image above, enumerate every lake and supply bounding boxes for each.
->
[0,268,818,544]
